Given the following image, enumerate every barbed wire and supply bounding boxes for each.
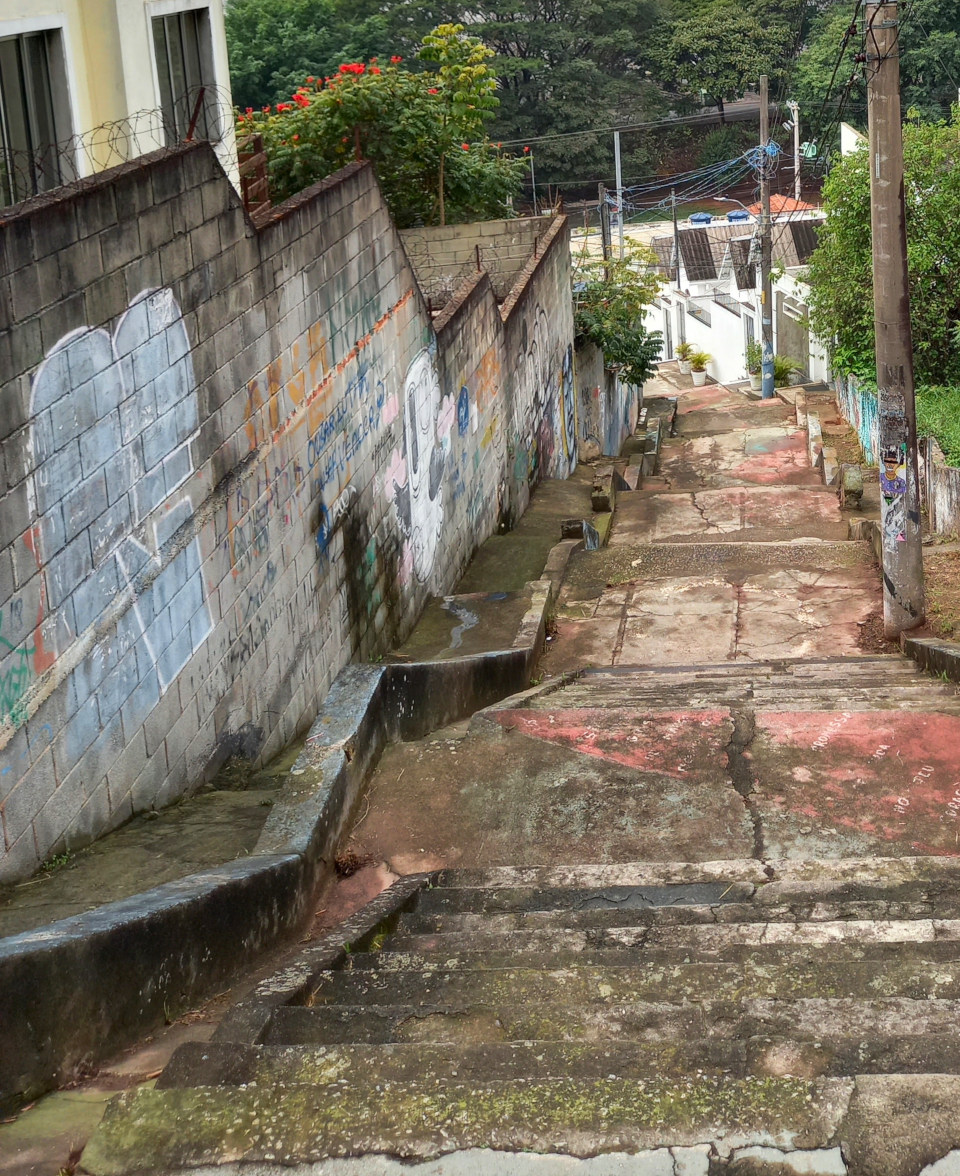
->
[0,83,234,209]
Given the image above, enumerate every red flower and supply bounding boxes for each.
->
[370,66,381,74]
[245,106,253,114]
[523,145,530,153]
[306,76,315,82]
[462,143,469,151]
[390,55,403,63]
[293,134,300,141]
[370,57,378,63]
[428,87,438,94]
[294,92,310,107]
[497,142,502,148]
[263,105,271,113]
[339,62,365,75]
[277,102,292,111]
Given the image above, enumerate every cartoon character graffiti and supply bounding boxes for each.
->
[28,288,213,725]
[880,442,907,544]
[388,347,450,584]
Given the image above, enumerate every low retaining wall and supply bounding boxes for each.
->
[0,567,561,1111]
[836,373,879,466]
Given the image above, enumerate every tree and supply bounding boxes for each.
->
[656,3,793,122]
[792,0,960,139]
[328,0,670,189]
[236,26,527,227]
[572,240,664,385]
[806,113,960,388]
[225,0,392,110]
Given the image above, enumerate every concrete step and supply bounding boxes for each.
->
[81,1073,852,1169]
[434,856,960,895]
[382,917,960,958]
[261,995,960,1047]
[394,897,951,937]
[516,687,960,713]
[158,1031,960,1092]
[300,953,960,1010]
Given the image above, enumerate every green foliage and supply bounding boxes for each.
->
[572,241,664,386]
[917,386,960,467]
[690,350,711,372]
[745,339,762,375]
[794,0,960,132]
[773,354,802,386]
[675,341,694,361]
[655,3,793,121]
[225,0,391,110]
[236,27,527,227]
[806,112,960,388]
[329,0,668,188]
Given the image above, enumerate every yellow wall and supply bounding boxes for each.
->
[0,0,236,182]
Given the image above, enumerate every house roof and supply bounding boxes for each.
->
[747,194,818,215]
[649,217,824,285]
[788,218,820,264]
[677,228,718,281]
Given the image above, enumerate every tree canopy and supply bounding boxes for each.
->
[236,25,527,227]
[806,112,960,389]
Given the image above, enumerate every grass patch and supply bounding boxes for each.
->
[924,547,960,640]
[916,386,960,466]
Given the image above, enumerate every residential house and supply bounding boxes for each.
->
[0,0,236,207]
[644,204,829,386]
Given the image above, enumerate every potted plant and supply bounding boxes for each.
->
[690,350,711,386]
[675,341,694,374]
[746,340,763,391]
[773,354,803,387]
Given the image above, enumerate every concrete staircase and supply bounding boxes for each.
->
[84,657,960,1175]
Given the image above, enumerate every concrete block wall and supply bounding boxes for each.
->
[401,217,551,304]
[500,217,576,523]
[0,145,574,882]
[575,340,638,462]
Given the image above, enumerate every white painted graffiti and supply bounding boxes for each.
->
[28,288,213,714]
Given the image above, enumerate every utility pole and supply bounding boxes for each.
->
[865,0,925,634]
[598,183,612,281]
[788,99,801,201]
[759,75,775,399]
[671,187,680,289]
[613,129,624,258]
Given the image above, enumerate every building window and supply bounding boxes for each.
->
[152,8,218,144]
[0,29,74,207]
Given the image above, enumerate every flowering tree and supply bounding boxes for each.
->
[236,25,527,227]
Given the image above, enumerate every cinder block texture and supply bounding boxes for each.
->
[0,144,574,881]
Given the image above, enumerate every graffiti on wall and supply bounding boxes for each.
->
[512,305,576,490]
[10,290,214,735]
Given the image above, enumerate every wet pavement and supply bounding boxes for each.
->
[353,372,960,873]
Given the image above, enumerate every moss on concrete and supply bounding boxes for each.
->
[83,1074,822,1171]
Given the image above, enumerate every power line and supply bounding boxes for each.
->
[495,106,767,150]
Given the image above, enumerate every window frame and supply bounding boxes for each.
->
[146,1,220,146]
[0,14,80,203]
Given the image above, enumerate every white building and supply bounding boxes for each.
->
[0,0,236,207]
[645,201,830,386]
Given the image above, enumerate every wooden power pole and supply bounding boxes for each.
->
[866,0,925,635]
[759,75,775,399]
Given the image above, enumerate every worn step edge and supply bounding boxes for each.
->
[262,996,960,1046]
[379,918,960,957]
[396,898,951,935]
[158,1035,960,1091]
[81,1074,851,1172]
[431,856,960,892]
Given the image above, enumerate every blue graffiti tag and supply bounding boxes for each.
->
[457,386,470,436]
